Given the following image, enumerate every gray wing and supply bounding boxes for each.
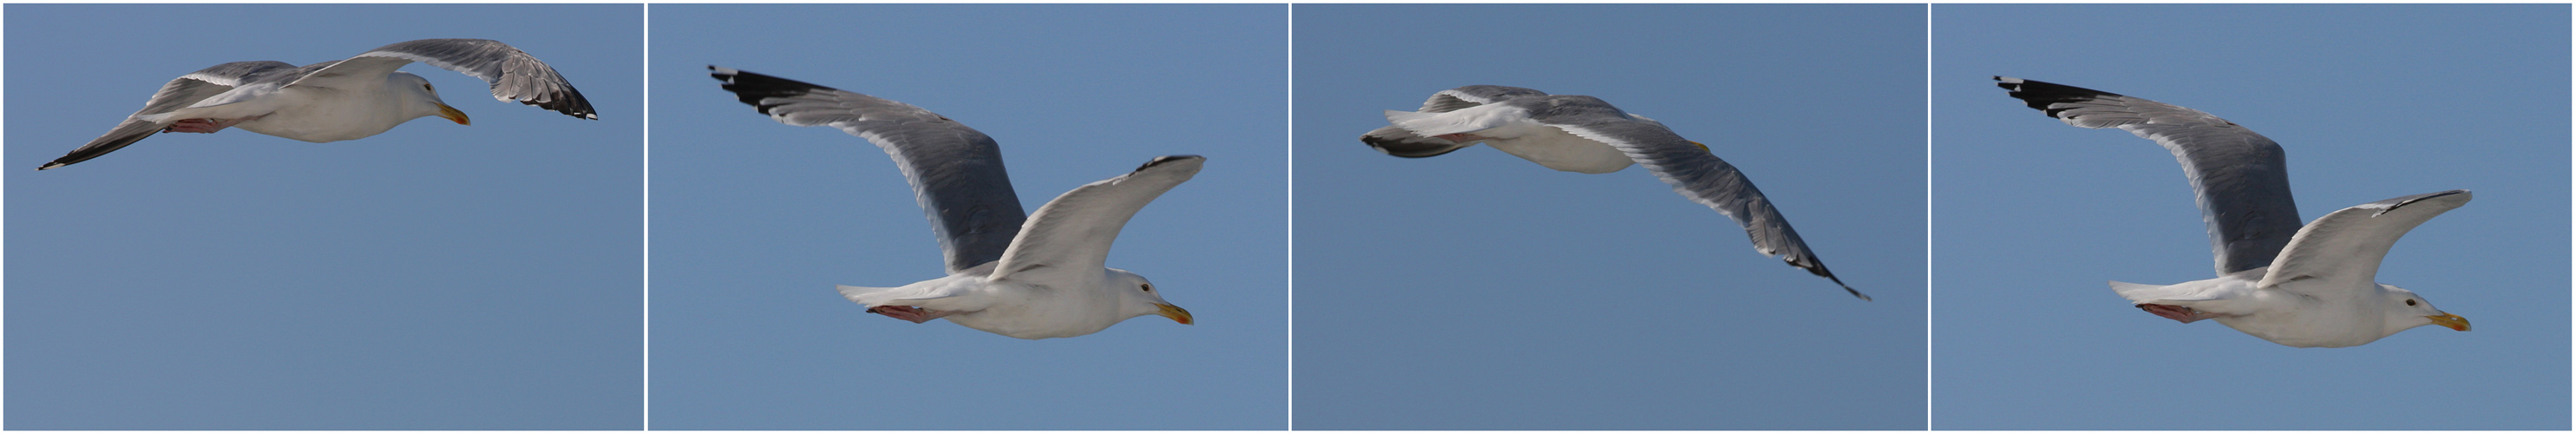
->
[40,61,299,170]
[1531,95,1867,300]
[1360,85,1550,157]
[1996,76,2302,275]
[989,155,1203,283]
[2256,190,2468,292]
[291,38,596,119]
[710,66,1026,274]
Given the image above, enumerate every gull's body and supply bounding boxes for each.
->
[1363,85,1865,300]
[1996,76,2470,347]
[45,38,596,170]
[711,66,1197,339]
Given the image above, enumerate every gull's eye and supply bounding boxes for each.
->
[423,83,435,92]
[2406,299,2419,306]
[1141,284,1154,293]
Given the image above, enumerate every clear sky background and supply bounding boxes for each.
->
[1294,4,1926,430]
[647,4,1288,430]
[1931,4,2568,430]
[3,4,643,430]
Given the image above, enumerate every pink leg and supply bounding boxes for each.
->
[866,306,954,324]
[163,115,259,134]
[2138,304,2220,324]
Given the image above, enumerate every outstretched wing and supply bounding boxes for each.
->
[41,61,299,170]
[290,38,595,119]
[2257,190,2469,293]
[711,66,1027,273]
[988,156,1203,283]
[1996,76,2302,275]
[1532,95,1867,300]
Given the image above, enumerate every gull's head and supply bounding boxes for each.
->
[1108,268,1191,326]
[392,72,469,126]
[2381,284,2469,333]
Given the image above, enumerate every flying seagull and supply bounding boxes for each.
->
[43,38,596,170]
[1996,76,2471,348]
[711,66,1200,339]
[1362,85,1866,300]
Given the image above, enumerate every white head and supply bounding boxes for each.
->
[2380,284,2469,335]
[390,72,470,126]
[1107,268,1191,325]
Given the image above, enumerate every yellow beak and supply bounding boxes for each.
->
[2427,313,2470,332]
[436,102,470,125]
[1155,303,1194,325]
[1689,141,1710,153]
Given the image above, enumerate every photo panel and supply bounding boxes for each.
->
[1929,3,2569,430]
[4,3,644,430]
[646,4,1289,430]
[1294,3,1928,430]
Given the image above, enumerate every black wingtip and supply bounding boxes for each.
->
[1831,276,1871,301]
[2370,189,2473,217]
[1135,155,1205,172]
[1793,260,1869,301]
[1360,134,1471,158]
[707,66,840,115]
[1994,76,2124,119]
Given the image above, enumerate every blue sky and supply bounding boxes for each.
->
[3,4,642,430]
[1293,4,1926,430]
[1931,4,2569,430]
[646,4,1288,430]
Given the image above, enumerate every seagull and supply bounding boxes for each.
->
[711,66,1200,339]
[1996,76,2472,348]
[42,38,597,170]
[1362,85,1866,300]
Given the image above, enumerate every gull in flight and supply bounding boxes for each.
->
[42,38,596,170]
[1363,85,1866,300]
[711,66,1200,339]
[1996,76,2471,347]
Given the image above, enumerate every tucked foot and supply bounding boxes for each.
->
[866,306,952,324]
[1433,133,1485,142]
[2138,304,2219,324]
[164,116,257,134]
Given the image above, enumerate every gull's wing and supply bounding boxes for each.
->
[1996,76,2302,275]
[288,38,596,119]
[1531,95,1867,300]
[711,66,1030,274]
[2256,190,2469,292]
[1361,85,1550,157]
[988,155,1203,283]
[40,61,300,170]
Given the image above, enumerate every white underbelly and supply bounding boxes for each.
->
[1485,126,1635,174]
[237,105,416,142]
